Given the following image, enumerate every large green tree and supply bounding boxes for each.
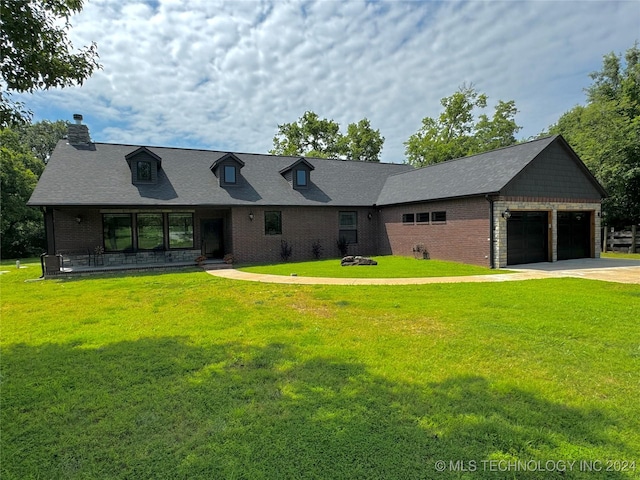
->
[270,111,384,162]
[0,120,68,258]
[404,86,521,167]
[0,0,100,127]
[15,119,69,162]
[549,43,640,226]
[340,118,385,162]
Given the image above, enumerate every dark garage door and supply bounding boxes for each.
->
[507,211,549,265]
[558,211,591,260]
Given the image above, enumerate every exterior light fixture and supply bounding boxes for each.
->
[367,212,373,220]
[249,212,254,221]
[75,215,83,224]
[502,209,511,220]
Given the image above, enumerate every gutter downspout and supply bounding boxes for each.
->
[485,195,495,269]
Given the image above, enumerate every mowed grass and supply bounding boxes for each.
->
[602,252,640,260]
[2,261,639,479]
[240,255,511,278]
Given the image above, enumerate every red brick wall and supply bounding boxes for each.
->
[51,200,492,266]
[378,197,491,267]
[230,206,378,264]
[53,208,103,252]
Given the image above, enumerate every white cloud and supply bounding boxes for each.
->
[21,0,640,162]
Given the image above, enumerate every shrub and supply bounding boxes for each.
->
[280,240,292,261]
[336,237,349,257]
[311,239,323,260]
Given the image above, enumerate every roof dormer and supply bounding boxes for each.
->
[280,158,315,189]
[210,153,245,187]
[125,147,162,185]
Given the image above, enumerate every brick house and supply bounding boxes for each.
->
[28,117,606,270]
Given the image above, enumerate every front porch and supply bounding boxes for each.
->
[43,249,232,277]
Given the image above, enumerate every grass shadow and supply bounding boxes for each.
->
[1,338,634,479]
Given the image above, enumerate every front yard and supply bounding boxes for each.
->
[239,255,511,278]
[1,260,639,479]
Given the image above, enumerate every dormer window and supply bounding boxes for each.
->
[280,158,314,190]
[224,165,237,184]
[210,153,245,187]
[126,147,162,185]
[137,161,152,181]
[295,169,308,187]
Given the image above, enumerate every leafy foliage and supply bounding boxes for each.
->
[15,119,69,162]
[404,85,521,167]
[0,0,100,126]
[0,120,67,257]
[270,111,384,162]
[0,128,45,257]
[549,43,640,226]
[340,118,385,162]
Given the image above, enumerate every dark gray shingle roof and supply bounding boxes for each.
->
[28,141,413,207]
[376,136,559,205]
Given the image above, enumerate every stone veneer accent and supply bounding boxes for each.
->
[493,197,601,268]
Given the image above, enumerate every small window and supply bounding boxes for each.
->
[137,161,152,181]
[168,213,194,249]
[265,211,282,235]
[339,211,357,244]
[417,212,429,223]
[296,169,307,187]
[224,165,237,184]
[103,214,133,252]
[431,211,446,223]
[402,213,415,224]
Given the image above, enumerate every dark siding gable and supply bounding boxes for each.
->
[501,139,605,199]
[279,158,315,190]
[210,153,245,187]
[125,147,162,185]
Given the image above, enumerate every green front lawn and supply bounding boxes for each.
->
[2,261,639,479]
[602,251,640,260]
[240,255,510,278]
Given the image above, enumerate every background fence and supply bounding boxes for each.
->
[602,225,639,253]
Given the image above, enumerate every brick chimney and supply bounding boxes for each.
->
[67,114,92,145]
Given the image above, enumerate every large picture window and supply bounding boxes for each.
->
[103,214,133,252]
[265,211,282,235]
[137,213,164,250]
[339,211,357,244]
[168,213,194,248]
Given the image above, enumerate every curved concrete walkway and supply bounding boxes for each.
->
[206,258,640,285]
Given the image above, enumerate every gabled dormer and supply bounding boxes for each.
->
[279,158,315,189]
[125,147,162,185]
[210,153,245,187]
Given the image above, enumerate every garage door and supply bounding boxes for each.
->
[507,211,549,265]
[558,211,591,260]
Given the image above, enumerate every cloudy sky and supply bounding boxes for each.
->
[23,0,639,163]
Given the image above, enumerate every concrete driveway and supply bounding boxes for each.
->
[207,258,640,285]
[505,258,640,284]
